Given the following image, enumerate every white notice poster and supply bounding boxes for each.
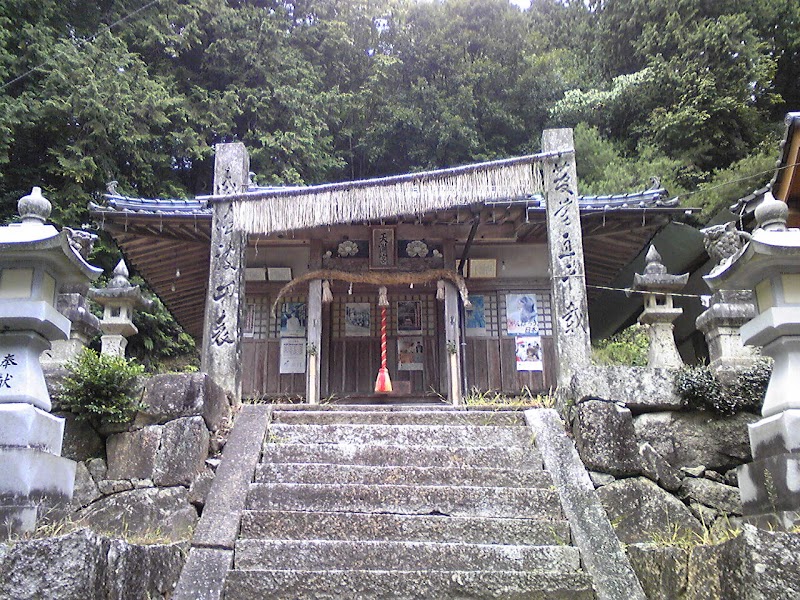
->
[280,338,306,374]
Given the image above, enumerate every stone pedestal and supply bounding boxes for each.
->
[0,409,76,533]
[0,331,53,411]
[738,409,800,530]
[100,333,128,357]
[42,290,101,366]
[742,322,800,418]
[696,289,760,378]
[639,313,683,369]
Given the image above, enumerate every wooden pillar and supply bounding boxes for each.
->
[306,279,322,404]
[444,282,463,405]
[542,129,592,392]
[200,143,249,407]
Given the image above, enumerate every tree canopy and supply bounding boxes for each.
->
[0,0,795,223]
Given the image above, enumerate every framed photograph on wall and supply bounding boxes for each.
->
[280,301,307,337]
[397,336,424,371]
[506,293,539,336]
[396,300,422,333]
[344,303,371,337]
[465,295,487,337]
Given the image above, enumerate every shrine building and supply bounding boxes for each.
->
[90,129,686,404]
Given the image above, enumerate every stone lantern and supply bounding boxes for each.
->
[0,187,102,533]
[704,193,800,529]
[89,259,152,358]
[632,245,689,368]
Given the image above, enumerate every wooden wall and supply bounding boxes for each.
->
[242,340,306,398]
[463,336,555,395]
[241,286,555,399]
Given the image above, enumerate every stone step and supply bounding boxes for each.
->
[272,404,462,411]
[224,569,596,600]
[253,462,551,487]
[260,443,543,469]
[265,423,532,448]
[240,510,572,545]
[246,483,563,519]
[272,409,525,426]
[233,539,582,573]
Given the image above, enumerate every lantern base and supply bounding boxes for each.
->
[374,368,393,393]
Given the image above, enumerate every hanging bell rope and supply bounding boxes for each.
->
[271,268,471,316]
[375,285,392,393]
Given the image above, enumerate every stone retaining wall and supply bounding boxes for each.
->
[569,365,758,544]
[48,372,232,542]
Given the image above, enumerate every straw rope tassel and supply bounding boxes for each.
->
[375,286,392,393]
[322,280,333,303]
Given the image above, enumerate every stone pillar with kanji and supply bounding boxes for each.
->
[201,143,249,406]
[542,128,592,392]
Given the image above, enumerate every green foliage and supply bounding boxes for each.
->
[0,0,795,228]
[573,124,688,197]
[691,145,780,222]
[592,324,649,367]
[127,277,197,371]
[733,360,773,414]
[674,365,725,412]
[61,349,145,425]
[675,360,771,416]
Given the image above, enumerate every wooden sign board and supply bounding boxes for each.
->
[370,227,396,269]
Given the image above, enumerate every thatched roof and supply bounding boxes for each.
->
[90,153,686,340]
[200,153,556,235]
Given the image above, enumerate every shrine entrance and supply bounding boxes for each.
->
[321,285,444,399]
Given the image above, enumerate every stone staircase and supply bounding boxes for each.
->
[230,407,593,599]
[175,405,645,600]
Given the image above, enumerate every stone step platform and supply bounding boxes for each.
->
[234,539,582,572]
[246,482,563,519]
[272,403,461,411]
[261,442,543,469]
[271,409,526,426]
[265,423,532,447]
[253,462,552,488]
[240,510,572,545]
[223,569,596,600]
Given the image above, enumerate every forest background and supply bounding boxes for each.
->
[0,0,797,363]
